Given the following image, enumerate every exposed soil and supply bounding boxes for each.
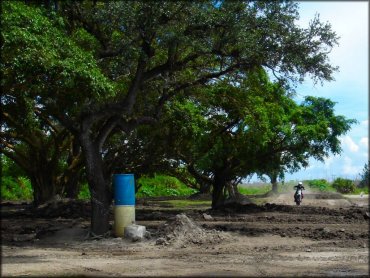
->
[1,191,369,277]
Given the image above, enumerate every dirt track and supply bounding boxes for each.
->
[1,192,369,277]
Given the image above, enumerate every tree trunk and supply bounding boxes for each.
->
[90,182,111,236]
[63,171,80,199]
[31,173,56,206]
[226,182,237,199]
[80,135,111,236]
[271,174,278,193]
[199,182,211,194]
[212,174,227,209]
[62,143,82,199]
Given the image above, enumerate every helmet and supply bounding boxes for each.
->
[298,182,303,185]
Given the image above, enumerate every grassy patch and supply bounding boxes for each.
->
[352,187,369,195]
[238,185,271,195]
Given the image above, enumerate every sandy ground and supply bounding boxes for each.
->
[1,191,369,277]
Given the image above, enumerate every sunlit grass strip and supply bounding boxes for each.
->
[238,185,271,195]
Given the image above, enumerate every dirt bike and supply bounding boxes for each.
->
[294,189,303,206]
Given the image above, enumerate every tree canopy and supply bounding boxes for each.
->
[148,68,354,207]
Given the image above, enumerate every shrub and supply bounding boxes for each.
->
[1,156,33,201]
[1,176,33,200]
[77,183,91,200]
[358,163,369,189]
[308,179,331,191]
[332,178,356,194]
[136,174,198,197]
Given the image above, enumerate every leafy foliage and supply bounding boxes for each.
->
[77,183,91,200]
[358,163,369,189]
[1,156,33,200]
[332,178,356,194]
[1,176,33,201]
[136,175,198,197]
[256,96,356,185]
[307,179,333,192]
[1,2,114,204]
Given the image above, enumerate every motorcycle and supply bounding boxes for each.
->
[294,188,303,205]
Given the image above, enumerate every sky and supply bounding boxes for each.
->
[254,1,369,182]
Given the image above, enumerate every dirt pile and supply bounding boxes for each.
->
[155,214,229,248]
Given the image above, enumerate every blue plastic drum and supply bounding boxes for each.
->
[113,174,135,237]
[113,174,135,206]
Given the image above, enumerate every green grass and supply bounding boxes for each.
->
[238,185,271,195]
[352,187,369,195]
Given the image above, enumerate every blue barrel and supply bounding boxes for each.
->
[113,174,135,205]
[113,174,135,237]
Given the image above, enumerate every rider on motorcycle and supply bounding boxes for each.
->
[294,182,305,201]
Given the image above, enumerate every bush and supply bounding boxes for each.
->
[1,176,33,200]
[1,156,33,201]
[308,179,331,191]
[77,183,91,200]
[332,178,356,194]
[358,163,369,189]
[136,174,198,197]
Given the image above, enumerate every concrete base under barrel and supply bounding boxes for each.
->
[114,206,135,237]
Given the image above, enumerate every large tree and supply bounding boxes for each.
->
[3,1,340,235]
[0,105,83,205]
[157,69,293,207]
[151,68,355,207]
[1,2,102,204]
[255,96,356,193]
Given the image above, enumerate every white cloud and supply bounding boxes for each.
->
[322,155,339,169]
[342,156,362,175]
[359,137,368,148]
[341,136,359,152]
[298,2,368,75]
[323,156,333,168]
[361,120,368,126]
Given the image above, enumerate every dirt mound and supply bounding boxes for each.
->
[305,192,344,199]
[217,203,263,213]
[155,214,229,247]
[212,203,369,220]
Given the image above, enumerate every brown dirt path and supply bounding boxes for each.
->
[1,193,369,277]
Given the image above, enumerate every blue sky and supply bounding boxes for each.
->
[255,1,369,182]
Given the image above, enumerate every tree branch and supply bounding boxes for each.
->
[143,53,200,81]
[96,116,120,152]
[0,143,31,172]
